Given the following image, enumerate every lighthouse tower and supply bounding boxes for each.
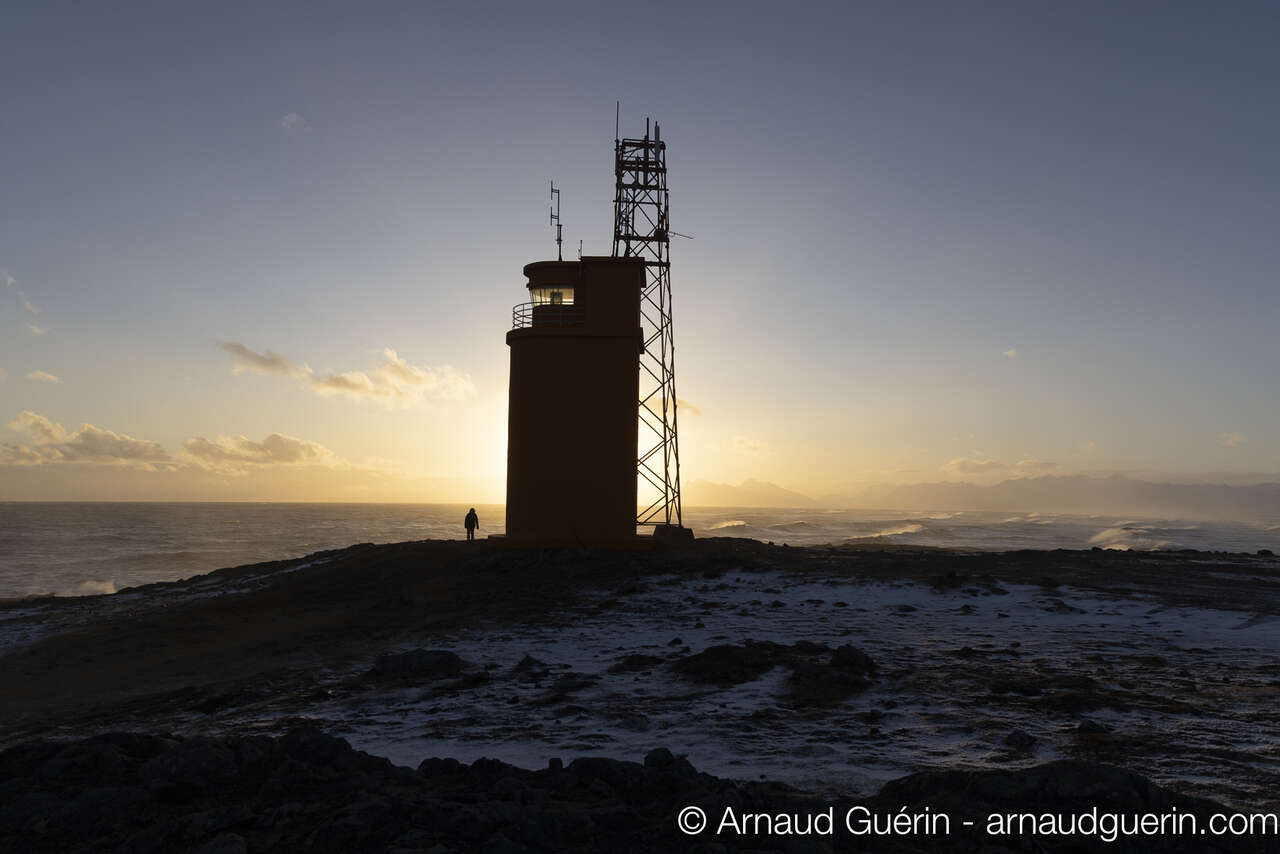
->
[504,256,646,545]
[503,116,690,547]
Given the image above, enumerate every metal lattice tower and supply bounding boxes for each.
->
[612,117,682,528]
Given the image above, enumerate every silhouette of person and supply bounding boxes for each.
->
[464,507,479,541]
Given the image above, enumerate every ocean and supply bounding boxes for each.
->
[1,502,1277,600]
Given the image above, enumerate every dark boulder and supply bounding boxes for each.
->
[512,654,552,681]
[1003,729,1037,751]
[671,642,781,685]
[609,653,665,673]
[788,644,877,705]
[141,736,238,801]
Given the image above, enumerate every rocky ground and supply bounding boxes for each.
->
[2,539,1279,851]
[3,727,1274,853]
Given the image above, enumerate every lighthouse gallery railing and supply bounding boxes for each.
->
[510,302,585,330]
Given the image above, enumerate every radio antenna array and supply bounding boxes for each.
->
[549,181,563,261]
[612,113,683,529]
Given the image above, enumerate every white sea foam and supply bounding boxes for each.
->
[72,579,117,596]
[855,523,924,539]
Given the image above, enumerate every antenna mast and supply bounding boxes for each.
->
[612,114,683,529]
[549,181,563,261]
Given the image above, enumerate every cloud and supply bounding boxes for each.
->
[0,443,46,465]
[1217,431,1246,448]
[219,341,305,377]
[311,348,476,403]
[312,349,474,403]
[1001,348,1017,359]
[60,426,170,464]
[277,112,308,131]
[676,397,701,416]
[183,432,346,474]
[26,370,60,383]
[943,455,1057,477]
[4,271,40,316]
[9,410,65,443]
[4,411,171,467]
[0,406,370,482]
[1078,440,1097,452]
[732,435,765,455]
[220,342,476,406]
[27,323,47,335]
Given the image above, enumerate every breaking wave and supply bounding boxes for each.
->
[69,579,118,596]
[856,523,925,539]
[1088,526,1172,551]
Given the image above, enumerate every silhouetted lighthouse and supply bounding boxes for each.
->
[504,257,646,545]
[504,116,690,546]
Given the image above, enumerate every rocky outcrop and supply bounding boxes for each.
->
[3,729,1268,853]
[672,640,877,705]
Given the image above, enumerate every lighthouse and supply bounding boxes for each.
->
[503,116,690,547]
[504,256,646,545]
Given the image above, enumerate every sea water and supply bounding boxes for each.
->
[0,502,1276,599]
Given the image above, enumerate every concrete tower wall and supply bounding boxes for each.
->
[504,256,645,545]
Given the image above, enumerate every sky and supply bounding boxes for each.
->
[2,1,1278,502]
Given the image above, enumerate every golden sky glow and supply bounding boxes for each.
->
[2,4,1278,503]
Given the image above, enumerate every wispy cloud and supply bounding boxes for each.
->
[26,370,60,383]
[219,342,476,406]
[1217,431,1246,448]
[183,432,345,474]
[277,112,308,131]
[943,454,1056,477]
[732,435,765,455]
[220,342,306,377]
[27,323,47,335]
[4,271,41,317]
[1001,347,1017,359]
[3,411,172,468]
[676,397,702,416]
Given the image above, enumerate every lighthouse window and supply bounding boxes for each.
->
[530,287,574,306]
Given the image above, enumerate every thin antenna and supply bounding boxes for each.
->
[615,101,620,142]
[549,180,563,261]
[578,239,583,260]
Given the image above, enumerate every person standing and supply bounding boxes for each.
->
[464,507,479,541]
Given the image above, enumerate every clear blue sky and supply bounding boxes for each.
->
[2,1,1278,499]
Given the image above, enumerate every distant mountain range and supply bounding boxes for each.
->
[682,478,816,509]
[685,475,1280,521]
